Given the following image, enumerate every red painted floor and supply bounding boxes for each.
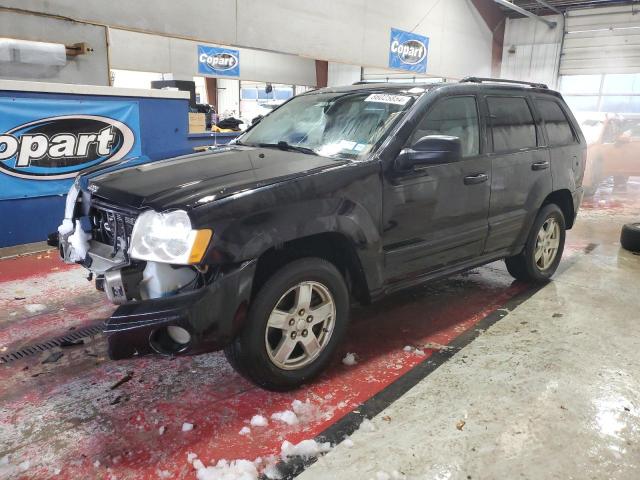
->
[0,241,589,479]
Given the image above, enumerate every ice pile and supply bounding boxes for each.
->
[189,453,282,480]
[250,415,268,427]
[271,410,298,426]
[280,439,331,460]
[342,352,358,366]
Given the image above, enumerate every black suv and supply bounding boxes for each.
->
[55,78,586,390]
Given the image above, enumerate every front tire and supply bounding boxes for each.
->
[225,258,349,391]
[505,203,566,282]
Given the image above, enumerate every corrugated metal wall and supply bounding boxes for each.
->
[501,14,563,88]
[561,5,640,75]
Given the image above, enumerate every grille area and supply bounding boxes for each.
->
[91,199,138,255]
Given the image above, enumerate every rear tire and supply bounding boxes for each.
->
[505,203,566,282]
[620,223,640,253]
[225,257,349,391]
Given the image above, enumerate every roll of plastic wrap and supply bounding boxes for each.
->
[0,38,66,66]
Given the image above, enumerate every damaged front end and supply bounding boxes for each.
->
[52,182,255,360]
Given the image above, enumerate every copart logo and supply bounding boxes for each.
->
[390,39,427,65]
[0,115,134,180]
[199,52,238,72]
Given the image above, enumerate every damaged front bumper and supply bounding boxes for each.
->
[51,183,257,360]
[104,259,256,359]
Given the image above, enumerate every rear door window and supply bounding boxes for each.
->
[536,99,576,146]
[487,96,537,153]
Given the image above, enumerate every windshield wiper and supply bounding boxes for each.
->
[257,141,318,156]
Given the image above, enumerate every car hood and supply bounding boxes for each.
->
[87,146,348,210]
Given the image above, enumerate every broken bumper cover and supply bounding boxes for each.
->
[104,260,256,359]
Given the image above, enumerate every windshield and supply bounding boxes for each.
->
[238,91,416,159]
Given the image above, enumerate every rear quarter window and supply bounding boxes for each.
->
[536,99,576,146]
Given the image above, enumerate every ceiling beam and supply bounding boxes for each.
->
[493,0,557,28]
[534,0,563,15]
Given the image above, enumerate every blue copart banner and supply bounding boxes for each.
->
[388,28,429,74]
[198,45,240,77]
[0,97,141,200]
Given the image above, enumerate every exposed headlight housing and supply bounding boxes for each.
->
[129,210,212,264]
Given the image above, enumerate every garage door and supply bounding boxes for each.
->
[561,4,640,75]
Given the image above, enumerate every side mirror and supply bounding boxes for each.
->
[396,135,462,170]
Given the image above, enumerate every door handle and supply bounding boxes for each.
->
[532,161,550,171]
[464,173,488,185]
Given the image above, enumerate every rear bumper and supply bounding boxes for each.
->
[104,260,256,359]
[572,186,584,223]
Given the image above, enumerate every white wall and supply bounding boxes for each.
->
[501,15,563,89]
[4,0,493,79]
[328,63,361,87]
[0,9,109,85]
[217,78,240,118]
[108,29,317,86]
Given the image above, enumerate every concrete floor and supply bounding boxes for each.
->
[0,180,638,479]
[300,182,640,480]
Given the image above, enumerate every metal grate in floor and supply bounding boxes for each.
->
[0,323,104,364]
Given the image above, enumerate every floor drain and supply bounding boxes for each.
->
[0,322,104,364]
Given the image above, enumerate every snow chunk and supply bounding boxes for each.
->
[18,460,30,472]
[358,418,376,432]
[239,426,251,436]
[67,220,92,262]
[271,410,299,426]
[58,218,74,235]
[342,438,354,448]
[402,345,425,356]
[290,399,324,423]
[263,462,283,479]
[93,460,101,468]
[182,422,194,432]
[25,304,47,314]
[250,415,268,427]
[375,472,391,480]
[342,352,357,366]
[187,452,198,464]
[158,470,172,479]
[158,426,165,435]
[194,459,258,480]
[280,439,331,460]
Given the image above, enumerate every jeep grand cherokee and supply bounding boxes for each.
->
[53,78,586,390]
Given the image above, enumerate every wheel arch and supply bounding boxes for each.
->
[252,231,371,305]
[543,189,575,229]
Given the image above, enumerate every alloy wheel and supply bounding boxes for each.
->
[264,281,336,370]
[534,217,560,271]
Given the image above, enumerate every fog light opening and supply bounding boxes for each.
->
[149,326,192,355]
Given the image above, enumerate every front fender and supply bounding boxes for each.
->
[194,162,384,292]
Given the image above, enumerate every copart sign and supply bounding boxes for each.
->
[198,45,240,77]
[0,98,140,199]
[388,28,429,74]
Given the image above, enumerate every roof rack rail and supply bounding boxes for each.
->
[460,77,548,90]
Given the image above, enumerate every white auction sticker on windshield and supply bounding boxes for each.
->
[364,93,411,105]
